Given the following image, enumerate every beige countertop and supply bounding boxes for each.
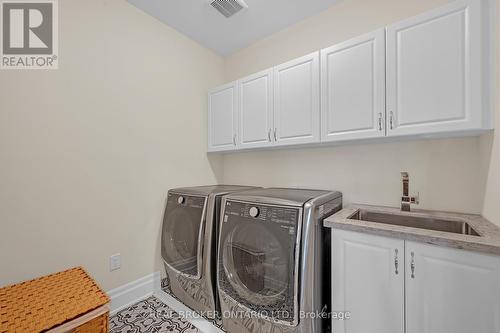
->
[324,204,500,255]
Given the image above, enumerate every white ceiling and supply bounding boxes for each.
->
[127,0,343,56]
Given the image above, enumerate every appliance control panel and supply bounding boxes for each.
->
[167,192,206,209]
[223,200,299,227]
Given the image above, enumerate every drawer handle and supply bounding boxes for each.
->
[410,252,415,279]
[389,111,394,130]
[274,128,278,142]
[378,113,383,131]
[233,134,236,146]
[268,129,272,142]
[394,249,399,275]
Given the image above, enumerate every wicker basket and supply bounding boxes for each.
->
[0,267,109,333]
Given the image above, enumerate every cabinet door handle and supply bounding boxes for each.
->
[394,249,399,275]
[378,113,383,131]
[268,129,272,142]
[410,252,415,279]
[274,128,278,142]
[233,134,236,146]
[389,111,394,130]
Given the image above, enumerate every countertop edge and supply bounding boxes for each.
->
[324,204,500,256]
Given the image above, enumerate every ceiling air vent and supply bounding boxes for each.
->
[209,0,248,18]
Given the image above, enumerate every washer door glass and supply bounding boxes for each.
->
[224,223,289,304]
[161,193,206,278]
[219,201,300,325]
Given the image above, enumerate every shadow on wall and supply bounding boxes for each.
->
[207,153,225,184]
[479,132,494,212]
[154,197,168,280]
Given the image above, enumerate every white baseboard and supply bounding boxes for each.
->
[107,271,160,315]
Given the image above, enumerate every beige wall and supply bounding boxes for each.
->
[0,0,498,292]
[222,0,494,216]
[223,138,485,213]
[0,0,225,290]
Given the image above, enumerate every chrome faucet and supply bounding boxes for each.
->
[401,172,419,211]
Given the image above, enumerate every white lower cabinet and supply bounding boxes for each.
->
[332,229,500,333]
[332,229,404,333]
[406,241,500,333]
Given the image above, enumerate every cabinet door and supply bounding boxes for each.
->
[386,0,483,136]
[274,52,320,146]
[208,82,238,152]
[332,229,404,333]
[321,29,386,142]
[406,242,500,333]
[238,69,274,149]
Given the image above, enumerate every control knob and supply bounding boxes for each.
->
[249,206,260,218]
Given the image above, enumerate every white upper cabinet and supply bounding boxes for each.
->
[207,0,492,153]
[332,229,405,333]
[207,82,238,152]
[238,69,274,149]
[273,52,320,146]
[321,29,386,142]
[406,241,500,333]
[386,0,488,136]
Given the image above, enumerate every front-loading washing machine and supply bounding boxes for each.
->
[161,185,258,319]
[217,188,342,333]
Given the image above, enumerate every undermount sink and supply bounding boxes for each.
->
[351,209,481,236]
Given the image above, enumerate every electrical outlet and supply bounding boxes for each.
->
[110,253,121,271]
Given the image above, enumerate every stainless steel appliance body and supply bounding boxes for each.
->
[161,185,257,318]
[217,188,342,333]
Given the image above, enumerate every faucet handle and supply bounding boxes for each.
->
[402,192,419,205]
[412,192,420,205]
[400,172,418,211]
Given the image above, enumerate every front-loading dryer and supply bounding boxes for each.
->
[217,188,342,333]
[161,185,258,319]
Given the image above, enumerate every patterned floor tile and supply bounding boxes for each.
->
[110,296,200,333]
[161,276,225,331]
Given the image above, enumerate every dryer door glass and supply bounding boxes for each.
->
[219,201,301,325]
[161,193,207,278]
